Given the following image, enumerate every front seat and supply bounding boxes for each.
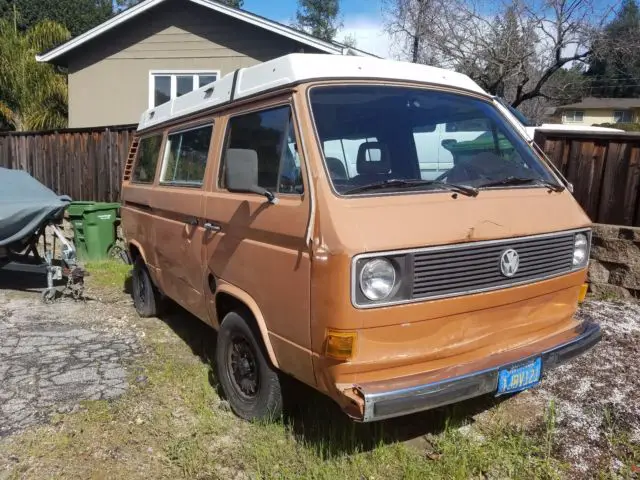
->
[325,157,348,180]
[353,142,391,184]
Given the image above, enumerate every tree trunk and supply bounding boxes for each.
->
[412,35,419,63]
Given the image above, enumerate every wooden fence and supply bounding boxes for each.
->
[0,125,137,203]
[533,129,640,227]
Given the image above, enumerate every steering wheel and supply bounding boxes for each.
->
[436,160,489,183]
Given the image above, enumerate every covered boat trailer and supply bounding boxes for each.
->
[0,168,85,302]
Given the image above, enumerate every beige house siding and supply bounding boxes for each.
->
[66,0,322,127]
[561,108,640,126]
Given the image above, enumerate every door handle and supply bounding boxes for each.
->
[203,221,221,232]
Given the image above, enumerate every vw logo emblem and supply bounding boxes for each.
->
[500,249,520,277]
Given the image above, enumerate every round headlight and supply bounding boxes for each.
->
[573,233,588,266]
[359,258,396,301]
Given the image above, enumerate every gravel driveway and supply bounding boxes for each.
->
[475,299,640,476]
[536,300,640,474]
[0,291,140,436]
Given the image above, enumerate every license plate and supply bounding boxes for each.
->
[496,357,542,395]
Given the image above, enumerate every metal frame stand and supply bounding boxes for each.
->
[1,222,86,303]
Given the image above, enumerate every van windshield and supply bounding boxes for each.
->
[309,85,556,196]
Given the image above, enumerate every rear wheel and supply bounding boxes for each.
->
[131,257,161,317]
[216,311,282,421]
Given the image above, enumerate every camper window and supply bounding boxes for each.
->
[132,134,163,184]
[160,124,213,186]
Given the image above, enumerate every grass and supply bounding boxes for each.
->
[243,411,566,479]
[0,309,568,479]
[83,260,131,290]
[0,260,580,479]
[598,405,640,479]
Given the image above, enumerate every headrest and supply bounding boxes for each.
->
[357,142,390,176]
[325,157,348,180]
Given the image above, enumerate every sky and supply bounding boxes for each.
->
[241,0,395,58]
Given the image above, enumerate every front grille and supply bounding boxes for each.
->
[411,232,578,300]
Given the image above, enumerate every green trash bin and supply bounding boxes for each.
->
[67,201,95,260]
[67,201,121,261]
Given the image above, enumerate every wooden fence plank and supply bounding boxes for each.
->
[622,142,640,225]
[598,142,625,224]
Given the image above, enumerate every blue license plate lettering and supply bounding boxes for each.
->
[497,357,542,395]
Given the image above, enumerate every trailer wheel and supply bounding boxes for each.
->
[41,288,57,304]
[132,257,161,317]
[216,311,283,422]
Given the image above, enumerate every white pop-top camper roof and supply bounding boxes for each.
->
[137,53,489,131]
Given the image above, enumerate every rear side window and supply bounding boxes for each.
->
[132,135,162,183]
[220,105,303,194]
[160,124,213,186]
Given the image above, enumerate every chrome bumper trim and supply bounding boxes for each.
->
[358,322,601,422]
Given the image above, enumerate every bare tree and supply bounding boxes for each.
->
[384,0,613,107]
[382,0,441,63]
[341,33,357,48]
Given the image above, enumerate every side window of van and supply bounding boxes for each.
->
[160,124,213,186]
[132,134,163,183]
[221,105,303,194]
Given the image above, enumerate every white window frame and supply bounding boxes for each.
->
[148,70,221,108]
[563,110,584,123]
[613,110,632,123]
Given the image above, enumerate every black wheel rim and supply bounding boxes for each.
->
[228,335,259,399]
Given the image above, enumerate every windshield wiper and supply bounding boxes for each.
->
[477,176,565,192]
[343,179,479,197]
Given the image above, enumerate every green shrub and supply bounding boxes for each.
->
[593,122,640,131]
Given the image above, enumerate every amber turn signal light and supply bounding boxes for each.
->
[578,283,588,303]
[325,330,357,361]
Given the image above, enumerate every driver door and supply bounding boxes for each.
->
[201,98,314,385]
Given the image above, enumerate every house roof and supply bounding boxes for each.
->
[36,0,376,64]
[137,53,488,131]
[557,97,640,110]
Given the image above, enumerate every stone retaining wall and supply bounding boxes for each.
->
[589,224,640,299]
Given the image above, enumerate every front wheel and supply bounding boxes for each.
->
[216,311,283,422]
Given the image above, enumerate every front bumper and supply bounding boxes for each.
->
[354,321,601,422]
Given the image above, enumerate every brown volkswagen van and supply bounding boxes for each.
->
[121,54,600,422]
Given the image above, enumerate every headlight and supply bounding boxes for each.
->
[573,233,589,267]
[359,258,397,301]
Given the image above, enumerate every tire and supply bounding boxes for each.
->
[131,257,161,317]
[216,311,283,422]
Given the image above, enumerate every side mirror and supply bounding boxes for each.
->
[225,148,277,203]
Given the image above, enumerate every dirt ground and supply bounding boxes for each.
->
[475,300,640,476]
[0,269,638,478]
